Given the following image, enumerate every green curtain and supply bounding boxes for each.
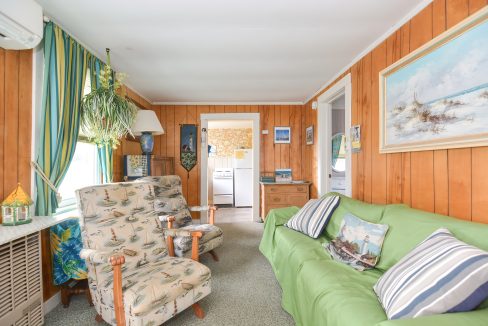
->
[35,22,89,215]
[97,144,113,183]
[88,57,114,183]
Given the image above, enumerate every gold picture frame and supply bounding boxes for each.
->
[379,6,488,153]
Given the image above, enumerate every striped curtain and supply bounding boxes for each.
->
[35,22,89,215]
[97,144,113,183]
[88,56,114,183]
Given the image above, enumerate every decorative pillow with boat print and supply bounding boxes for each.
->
[324,213,389,271]
[136,176,193,228]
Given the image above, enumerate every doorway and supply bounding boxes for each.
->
[200,113,260,222]
[317,74,352,196]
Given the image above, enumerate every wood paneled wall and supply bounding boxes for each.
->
[0,49,43,295]
[116,105,305,213]
[304,0,488,223]
[0,49,32,222]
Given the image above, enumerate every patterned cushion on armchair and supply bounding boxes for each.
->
[137,175,192,227]
[76,182,211,325]
[136,176,224,259]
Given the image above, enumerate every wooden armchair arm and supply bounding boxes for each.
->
[165,229,203,262]
[110,255,126,326]
[80,249,126,326]
[209,206,217,225]
[159,214,176,229]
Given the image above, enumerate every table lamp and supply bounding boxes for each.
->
[131,110,164,154]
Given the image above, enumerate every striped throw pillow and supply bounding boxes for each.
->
[374,228,488,320]
[285,195,340,238]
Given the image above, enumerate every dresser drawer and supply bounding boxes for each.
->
[265,193,308,206]
[265,184,308,194]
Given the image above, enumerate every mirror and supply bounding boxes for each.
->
[332,133,346,172]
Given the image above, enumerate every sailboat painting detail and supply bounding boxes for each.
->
[380,8,488,152]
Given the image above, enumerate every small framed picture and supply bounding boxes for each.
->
[306,126,314,145]
[275,169,292,183]
[274,127,291,144]
[351,125,361,152]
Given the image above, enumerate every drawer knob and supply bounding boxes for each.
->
[273,197,281,202]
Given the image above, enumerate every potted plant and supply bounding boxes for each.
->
[81,49,137,149]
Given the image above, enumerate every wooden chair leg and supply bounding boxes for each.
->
[208,250,219,262]
[61,287,70,308]
[86,288,94,306]
[95,314,104,323]
[192,303,205,319]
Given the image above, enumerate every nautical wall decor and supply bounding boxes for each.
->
[180,124,197,172]
[380,7,488,153]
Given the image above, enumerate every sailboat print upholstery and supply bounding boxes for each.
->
[136,176,223,259]
[76,182,211,326]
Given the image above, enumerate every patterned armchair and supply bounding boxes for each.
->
[76,182,211,326]
[136,176,223,261]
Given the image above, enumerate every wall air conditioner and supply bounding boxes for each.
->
[0,0,43,50]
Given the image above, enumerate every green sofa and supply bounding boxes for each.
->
[259,193,488,326]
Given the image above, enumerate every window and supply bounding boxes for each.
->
[57,142,99,213]
[56,71,99,214]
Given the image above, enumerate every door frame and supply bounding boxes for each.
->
[200,113,260,222]
[317,73,352,196]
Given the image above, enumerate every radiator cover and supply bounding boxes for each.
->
[0,232,43,325]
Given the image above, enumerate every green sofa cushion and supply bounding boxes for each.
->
[295,259,386,326]
[377,204,488,271]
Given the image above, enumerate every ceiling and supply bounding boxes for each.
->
[37,0,429,104]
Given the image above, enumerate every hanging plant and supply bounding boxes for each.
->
[81,48,137,149]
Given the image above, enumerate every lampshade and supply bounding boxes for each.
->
[131,110,164,136]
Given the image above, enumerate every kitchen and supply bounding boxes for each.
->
[207,120,254,219]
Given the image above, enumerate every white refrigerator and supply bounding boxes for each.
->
[233,149,253,207]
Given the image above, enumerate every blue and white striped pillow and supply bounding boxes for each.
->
[374,228,488,320]
[285,195,340,238]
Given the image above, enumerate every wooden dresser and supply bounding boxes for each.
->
[260,182,311,221]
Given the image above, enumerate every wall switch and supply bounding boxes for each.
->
[262,130,269,135]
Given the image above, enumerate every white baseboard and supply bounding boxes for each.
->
[43,292,61,315]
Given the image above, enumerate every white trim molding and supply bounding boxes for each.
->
[317,74,352,197]
[43,292,60,315]
[153,101,303,106]
[199,113,261,222]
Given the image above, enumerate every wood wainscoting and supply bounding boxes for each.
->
[303,0,488,223]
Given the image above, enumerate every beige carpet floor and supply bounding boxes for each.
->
[44,208,295,326]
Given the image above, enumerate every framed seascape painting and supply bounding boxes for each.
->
[380,7,488,153]
[274,127,291,144]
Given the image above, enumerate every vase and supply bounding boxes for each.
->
[140,132,154,154]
